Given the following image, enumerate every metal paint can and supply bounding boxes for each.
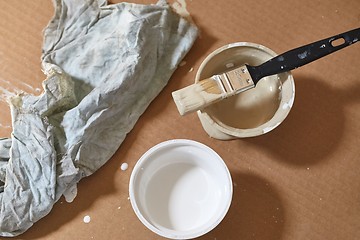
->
[196,42,295,139]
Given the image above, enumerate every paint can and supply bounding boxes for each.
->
[196,42,295,139]
[129,139,232,239]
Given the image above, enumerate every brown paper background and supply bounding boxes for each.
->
[0,1,359,239]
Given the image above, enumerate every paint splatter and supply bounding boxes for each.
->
[172,0,191,21]
[0,85,19,102]
[298,51,308,59]
[120,162,128,171]
[0,123,11,129]
[179,61,187,67]
[83,215,91,223]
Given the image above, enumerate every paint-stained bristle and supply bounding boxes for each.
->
[199,79,222,94]
[172,78,223,115]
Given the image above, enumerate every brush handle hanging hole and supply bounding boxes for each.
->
[253,28,360,80]
[330,37,346,47]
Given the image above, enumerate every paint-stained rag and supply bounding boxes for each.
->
[0,0,198,236]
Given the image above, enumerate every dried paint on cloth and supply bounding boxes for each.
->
[0,0,198,237]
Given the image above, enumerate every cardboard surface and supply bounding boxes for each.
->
[0,0,359,239]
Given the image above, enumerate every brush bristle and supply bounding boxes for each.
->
[172,78,223,115]
[199,79,222,94]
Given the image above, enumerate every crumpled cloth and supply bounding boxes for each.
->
[0,0,198,236]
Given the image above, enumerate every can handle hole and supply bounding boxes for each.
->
[330,37,346,47]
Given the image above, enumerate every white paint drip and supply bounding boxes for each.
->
[0,86,19,103]
[0,123,11,129]
[120,162,128,171]
[179,61,187,67]
[172,0,191,20]
[298,51,308,59]
[0,78,29,103]
[0,77,40,94]
[63,183,78,203]
[83,215,91,223]
[0,78,42,129]
[0,78,11,86]
[20,81,41,93]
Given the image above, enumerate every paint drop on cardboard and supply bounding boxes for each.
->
[83,215,91,223]
[179,61,187,67]
[121,163,128,171]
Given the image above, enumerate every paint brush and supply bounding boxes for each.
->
[172,27,360,115]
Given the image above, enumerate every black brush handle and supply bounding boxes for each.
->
[247,27,360,83]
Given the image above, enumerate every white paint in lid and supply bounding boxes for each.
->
[145,162,220,231]
[129,139,232,239]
